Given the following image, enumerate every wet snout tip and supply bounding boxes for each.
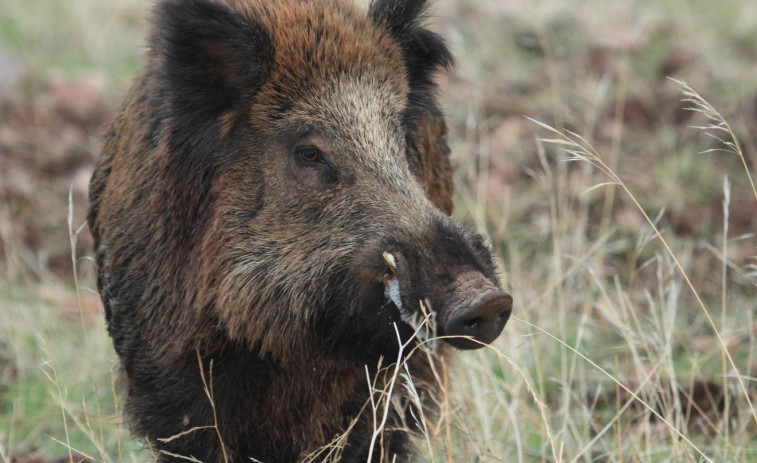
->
[445,290,512,350]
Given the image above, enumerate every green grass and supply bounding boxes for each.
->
[0,0,146,97]
[1,0,756,461]
[0,284,145,460]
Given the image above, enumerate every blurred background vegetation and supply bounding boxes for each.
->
[0,0,755,461]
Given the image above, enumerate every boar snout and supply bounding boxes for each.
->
[377,218,512,350]
[440,274,512,349]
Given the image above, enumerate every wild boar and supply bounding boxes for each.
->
[88,0,512,461]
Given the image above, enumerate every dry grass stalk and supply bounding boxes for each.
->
[527,115,757,433]
[670,77,757,202]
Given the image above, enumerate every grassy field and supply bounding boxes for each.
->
[1,0,756,461]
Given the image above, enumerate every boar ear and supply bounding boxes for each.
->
[154,0,274,131]
[368,0,429,35]
[369,0,453,109]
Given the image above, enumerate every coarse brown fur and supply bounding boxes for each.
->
[88,0,510,461]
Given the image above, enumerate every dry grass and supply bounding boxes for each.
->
[1,0,756,461]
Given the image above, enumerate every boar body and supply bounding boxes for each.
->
[89,0,511,461]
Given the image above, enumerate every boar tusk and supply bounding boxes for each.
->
[382,251,397,275]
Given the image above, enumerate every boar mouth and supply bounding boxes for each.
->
[381,252,511,350]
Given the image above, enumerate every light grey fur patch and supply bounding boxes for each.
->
[383,277,436,346]
[385,277,402,311]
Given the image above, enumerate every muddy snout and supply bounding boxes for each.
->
[440,274,512,350]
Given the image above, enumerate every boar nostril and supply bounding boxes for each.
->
[464,317,483,329]
[444,291,512,350]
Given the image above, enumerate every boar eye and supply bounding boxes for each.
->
[295,145,324,165]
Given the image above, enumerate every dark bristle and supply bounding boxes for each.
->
[369,0,453,111]
[369,0,430,35]
[153,0,274,131]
